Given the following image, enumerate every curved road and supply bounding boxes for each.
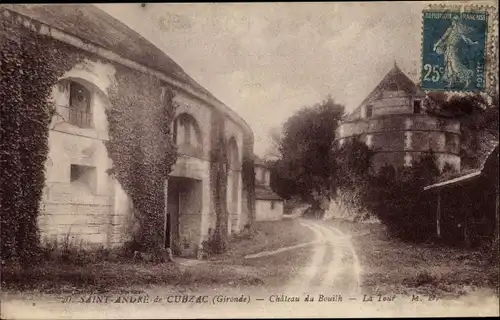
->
[288,219,362,296]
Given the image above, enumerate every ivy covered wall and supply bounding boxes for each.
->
[1,7,256,260]
[105,64,178,255]
[0,15,86,263]
[242,133,256,227]
[1,10,178,261]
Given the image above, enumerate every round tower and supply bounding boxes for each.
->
[336,63,461,172]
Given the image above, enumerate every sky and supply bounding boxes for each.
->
[97,2,429,157]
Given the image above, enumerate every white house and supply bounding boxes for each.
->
[254,158,284,221]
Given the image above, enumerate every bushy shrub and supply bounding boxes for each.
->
[230,224,258,241]
[201,229,218,257]
[404,270,439,287]
[364,154,440,242]
[335,139,441,242]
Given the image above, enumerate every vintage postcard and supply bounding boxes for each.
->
[1,1,499,319]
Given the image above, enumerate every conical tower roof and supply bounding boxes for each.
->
[345,63,425,121]
[362,63,425,105]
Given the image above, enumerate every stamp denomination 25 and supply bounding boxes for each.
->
[421,10,488,92]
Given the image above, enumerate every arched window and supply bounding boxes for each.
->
[227,137,240,170]
[68,81,92,128]
[173,113,202,156]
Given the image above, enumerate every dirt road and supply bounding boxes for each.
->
[2,218,498,318]
[287,219,361,296]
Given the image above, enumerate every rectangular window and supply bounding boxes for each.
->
[365,105,373,118]
[70,164,97,193]
[270,201,275,210]
[413,100,422,114]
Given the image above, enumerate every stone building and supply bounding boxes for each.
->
[1,4,255,258]
[336,63,461,172]
[254,158,284,221]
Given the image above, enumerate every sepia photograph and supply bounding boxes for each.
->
[0,1,498,318]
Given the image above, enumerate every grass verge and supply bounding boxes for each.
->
[1,261,265,294]
[213,218,316,262]
[326,219,499,299]
[2,218,315,294]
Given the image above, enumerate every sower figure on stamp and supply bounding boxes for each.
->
[433,16,478,88]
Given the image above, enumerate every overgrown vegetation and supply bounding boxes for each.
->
[1,12,180,264]
[331,138,442,241]
[105,66,178,259]
[209,110,230,254]
[0,19,84,265]
[271,96,344,206]
[369,154,441,242]
[426,92,499,169]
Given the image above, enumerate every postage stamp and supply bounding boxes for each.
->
[421,4,498,94]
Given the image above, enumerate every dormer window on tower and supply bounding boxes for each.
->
[365,105,373,118]
[413,100,422,114]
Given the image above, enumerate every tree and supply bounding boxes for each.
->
[274,96,344,204]
[427,92,499,169]
[335,138,374,191]
[264,126,283,160]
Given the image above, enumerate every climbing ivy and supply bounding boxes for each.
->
[242,135,256,226]
[208,110,229,254]
[206,112,256,254]
[0,18,84,264]
[105,65,178,256]
[1,8,254,261]
[1,11,178,262]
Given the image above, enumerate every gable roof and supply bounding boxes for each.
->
[345,63,426,121]
[255,186,283,201]
[2,4,221,110]
[254,156,269,167]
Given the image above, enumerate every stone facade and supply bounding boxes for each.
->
[3,4,255,258]
[336,63,461,172]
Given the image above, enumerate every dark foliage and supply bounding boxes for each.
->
[366,153,441,242]
[332,138,441,242]
[0,24,84,264]
[427,92,499,169]
[209,110,229,254]
[273,96,344,201]
[105,67,178,256]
